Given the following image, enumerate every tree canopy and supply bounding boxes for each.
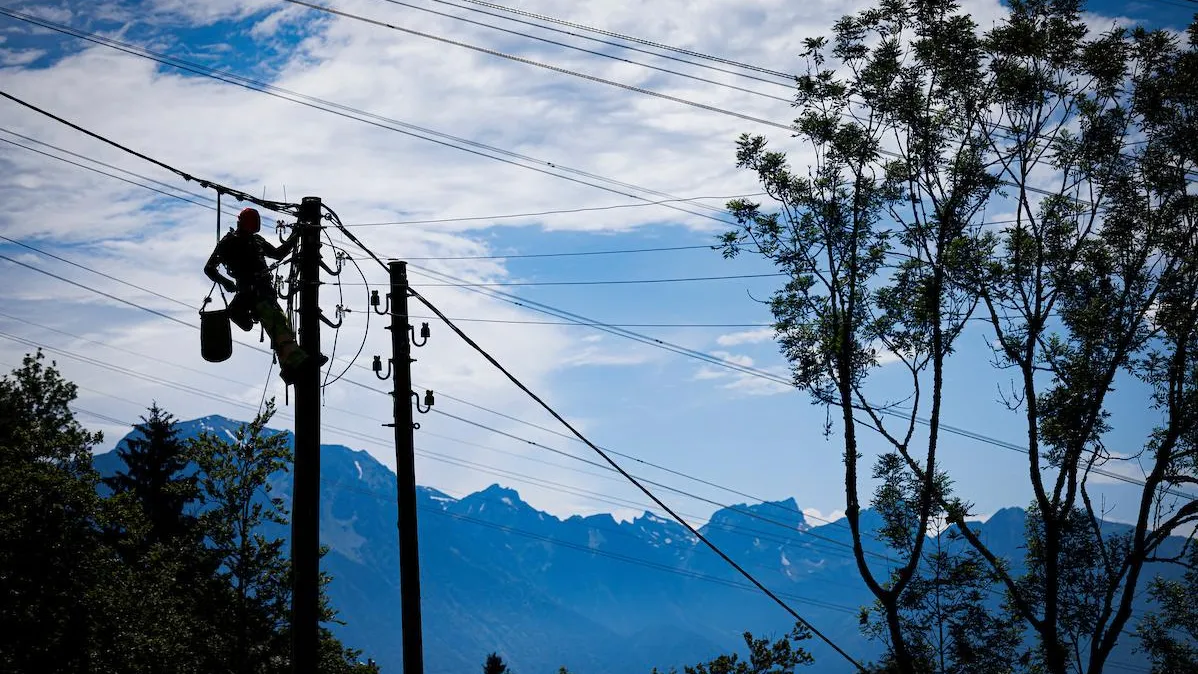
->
[722,0,1198,672]
[0,353,378,673]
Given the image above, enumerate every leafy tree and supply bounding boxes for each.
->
[1137,546,1198,673]
[190,402,379,674]
[861,521,1025,673]
[721,0,1198,672]
[484,652,510,674]
[0,351,106,673]
[191,401,293,673]
[675,624,813,674]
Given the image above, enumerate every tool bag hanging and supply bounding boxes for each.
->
[200,191,233,363]
[200,299,233,363]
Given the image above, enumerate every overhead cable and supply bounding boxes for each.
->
[0,337,871,573]
[405,244,717,260]
[282,0,798,132]
[0,128,240,217]
[344,194,762,228]
[407,315,771,327]
[347,272,786,287]
[371,0,793,102]
[0,90,299,215]
[404,282,865,670]
[0,7,729,224]
[401,261,1198,501]
[415,0,795,87]
[451,0,795,79]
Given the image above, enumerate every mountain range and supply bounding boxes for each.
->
[93,415,1169,674]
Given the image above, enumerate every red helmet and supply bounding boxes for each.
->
[237,208,261,234]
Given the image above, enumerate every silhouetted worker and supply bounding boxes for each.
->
[204,207,326,383]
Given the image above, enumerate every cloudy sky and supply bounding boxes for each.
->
[1,0,1192,536]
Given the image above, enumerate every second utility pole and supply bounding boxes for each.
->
[292,196,323,674]
[389,260,425,674]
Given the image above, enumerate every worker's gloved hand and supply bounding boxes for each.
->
[220,279,237,294]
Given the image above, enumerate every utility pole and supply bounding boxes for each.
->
[373,261,427,674]
[292,196,322,674]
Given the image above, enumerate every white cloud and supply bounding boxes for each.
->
[709,350,755,368]
[0,48,44,66]
[692,366,728,381]
[721,368,793,396]
[2,0,1152,523]
[19,4,72,23]
[249,6,306,39]
[803,507,846,526]
[716,327,774,346]
[560,345,653,368]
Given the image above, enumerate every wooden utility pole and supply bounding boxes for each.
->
[292,196,323,674]
[379,261,426,674]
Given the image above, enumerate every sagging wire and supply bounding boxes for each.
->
[322,203,390,274]
[316,200,865,671]
[405,282,865,671]
[320,229,349,394]
[0,90,302,217]
[321,245,371,389]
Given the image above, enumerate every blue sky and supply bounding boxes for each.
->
[1,0,1193,532]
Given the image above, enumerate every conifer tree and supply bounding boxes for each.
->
[104,402,199,548]
[484,652,509,674]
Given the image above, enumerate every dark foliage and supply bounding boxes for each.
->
[0,354,378,673]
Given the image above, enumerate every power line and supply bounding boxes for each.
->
[1,342,875,576]
[0,90,299,216]
[0,135,225,214]
[277,3,1106,205]
[0,126,241,217]
[3,127,717,256]
[413,0,795,87]
[0,253,196,329]
[350,272,786,287]
[428,0,1181,191]
[401,261,1198,500]
[1,236,201,311]
[370,0,793,102]
[0,268,835,549]
[450,0,795,80]
[0,7,730,225]
[1,236,767,329]
[425,393,848,529]
[51,393,870,616]
[407,315,771,328]
[348,197,750,226]
[402,283,865,669]
[336,480,866,616]
[414,243,712,259]
[431,407,896,564]
[284,0,797,133]
[407,261,794,383]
